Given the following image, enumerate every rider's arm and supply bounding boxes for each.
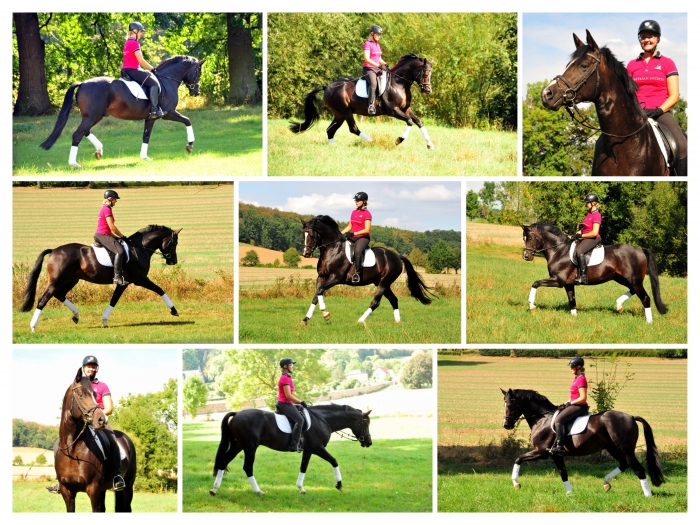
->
[282,385,303,404]
[341,223,352,234]
[106,216,125,238]
[134,49,154,71]
[363,49,380,68]
[102,394,113,416]
[353,219,372,236]
[582,223,600,239]
[570,387,587,405]
[659,74,680,112]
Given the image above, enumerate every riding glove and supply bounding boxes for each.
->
[572,233,583,240]
[345,232,355,240]
[644,107,664,119]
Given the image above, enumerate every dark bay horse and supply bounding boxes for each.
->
[540,30,669,176]
[300,215,433,325]
[289,54,434,148]
[522,222,667,323]
[20,225,182,331]
[501,388,664,496]
[55,368,136,511]
[210,404,372,495]
[40,56,204,167]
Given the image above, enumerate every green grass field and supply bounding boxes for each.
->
[13,480,177,512]
[268,118,516,176]
[467,243,687,343]
[437,355,687,512]
[183,421,432,512]
[13,106,262,176]
[13,185,233,343]
[239,296,460,344]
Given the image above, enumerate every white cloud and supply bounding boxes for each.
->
[386,184,457,201]
[239,199,260,206]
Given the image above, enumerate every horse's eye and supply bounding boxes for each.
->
[580,62,589,69]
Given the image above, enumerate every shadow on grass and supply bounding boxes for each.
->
[437,360,490,367]
[89,320,196,328]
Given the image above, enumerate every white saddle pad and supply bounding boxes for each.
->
[649,118,670,167]
[551,411,591,435]
[118,74,161,100]
[569,242,604,266]
[92,241,130,267]
[355,72,388,98]
[345,242,376,267]
[89,426,127,460]
[275,408,311,433]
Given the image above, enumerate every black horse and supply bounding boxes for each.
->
[300,215,433,325]
[55,368,136,511]
[290,54,434,148]
[40,56,204,167]
[20,225,182,331]
[541,30,670,176]
[522,222,667,322]
[210,404,372,495]
[501,388,664,496]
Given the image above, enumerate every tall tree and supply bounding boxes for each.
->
[226,13,261,104]
[13,13,52,115]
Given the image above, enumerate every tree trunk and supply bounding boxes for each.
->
[226,13,260,105]
[13,13,53,116]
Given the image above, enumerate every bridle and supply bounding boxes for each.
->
[142,230,178,261]
[522,232,569,255]
[334,419,372,443]
[58,384,102,451]
[503,398,551,427]
[303,227,343,254]
[154,63,201,94]
[392,63,432,92]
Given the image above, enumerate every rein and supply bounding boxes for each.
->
[334,428,371,443]
[138,230,177,261]
[523,239,570,255]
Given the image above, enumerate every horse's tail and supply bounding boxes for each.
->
[400,256,434,305]
[642,248,668,314]
[634,416,665,487]
[20,249,53,312]
[39,83,81,150]
[212,412,237,476]
[288,86,325,133]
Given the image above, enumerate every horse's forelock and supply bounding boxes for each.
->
[79,376,95,401]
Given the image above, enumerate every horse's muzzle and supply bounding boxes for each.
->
[503,420,514,430]
[522,251,534,261]
[541,81,563,110]
[302,248,313,258]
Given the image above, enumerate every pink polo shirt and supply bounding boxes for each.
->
[96,205,113,235]
[581,210,601,239]
[91,380,111,410]
[350,209,372,238]
[363,40,382,67]
[123,39,141,69]
[627,53,678,109]
[570,375,588,406]
[278,374,294,404]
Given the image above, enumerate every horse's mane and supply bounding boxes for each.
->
[511,389,556,410]
[530,222,569,241]
[157,55,199,69]
[137,224,170,234]
[393,53,428,70]
[309,403,364,417]
[312,215,342,234]
[570,45,642,107]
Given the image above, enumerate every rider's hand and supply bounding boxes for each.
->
[345,232,354,240]
[300,401,308,408]
[644,107,663,119]
[572,233,583,241]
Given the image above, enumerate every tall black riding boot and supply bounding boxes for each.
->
[148,88,165,119]
[575,254,588,284]
[548,423,567,455]
[113,253,129,286]
[675,156,687,177]
[289,422,302,452]
[352,255,362,283]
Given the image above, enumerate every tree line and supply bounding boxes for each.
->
[13,419,58,450]
[13,13,261,116]
[268,12,517,130]
[467,181,687,276]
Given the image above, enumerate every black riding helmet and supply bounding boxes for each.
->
[129,22,145,32]
[370,25,383,35]
[582,193,599,204]
[568,357,585,368]
[638,20,661,38]
[104,190,120,200]
[280,358,296,369]
[83,355,99,366]
[354,192,369,202]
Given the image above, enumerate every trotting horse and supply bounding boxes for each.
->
[289,54,435,148]
[210,404,372,495]
[522,222,667,323]
[40,55,204,167]
[20,225,182,331]
[540,30,670,176]
[55,368,136,511]
[300,215,433,325]
[502,388,664,496]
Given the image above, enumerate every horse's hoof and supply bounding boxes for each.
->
[256,490,265,495]
[604,483,611,492]
[396,137,404,145]
[514,483,521,490]
[186,143,193,153]
[72,316,79,324]
[209,490,217,496]
[322,311,330,321]
[529,304,536,311]
[335,481,343,491]
[140,155,153,161]
[31,327,36,333]
[427,143,434,150]
[298,488,306,495]
[616,306,624,313]
[170,307,179,317]
[301,319,308,326]
[69,162,82,168]
[94,149,103,160]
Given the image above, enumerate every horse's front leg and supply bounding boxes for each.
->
[302,276,340,325]
[59,483,77,512]
[297,450,313,494]
[564,283,577,316]
[313,447,342,491]
[551,454,573,494]
[406,107,434,149]
[133,276,179,317]
[140,119,156,160]
[85,483,104,512]
[101,284,128,328]
[528,277,562,311]
[163,110,195,153]
[511,448,550,489]
[242,448,264,494]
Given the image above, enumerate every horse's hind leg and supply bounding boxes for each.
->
[358,283,387,323]
[101,284,128,328]
[624,450,653,496]
[163,109,195,153]
[632,281,653,323]
[326,116,344,144]
[85,132,103,159]
[383,287,401,322]
[69,116,102,168]
[602,446,628,492]
[297,450,313,493]
[140,119,156,160]
[551,455,573,494]
[242,448,264,494]
[211,442,243,496]
[53,279,80,324]
[346,113,372,142]
[31,281,62,332]
[406,107,434,149]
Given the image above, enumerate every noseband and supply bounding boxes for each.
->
[392,64,432,92]
[303,228,343,252]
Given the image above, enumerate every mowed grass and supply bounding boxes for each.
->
[268,118,516,176]
[183,421,432,512]
[437,355,687,512]
[13,106,262,176]
[239,296,460,344]
[466,243,687,343]
[13,480,177,512]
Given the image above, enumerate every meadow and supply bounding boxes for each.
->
[437,355,687,512]
[268,119,516,176]
[13,185,233,343]
[13,106,262,176]
[466,241,687,344]
[13,480,177,512]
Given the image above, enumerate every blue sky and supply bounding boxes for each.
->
[239,181,462,231]
[523,13,688,97]
[13,349,180,426]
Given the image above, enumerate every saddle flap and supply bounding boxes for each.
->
[569,241,604,266]
[551,411,591,435]
[274,407,311,434]
[117,78,149,100]
[652,119,679,167]
[355,71,389,99]
[345,241,376,267]
[92,240,130,267]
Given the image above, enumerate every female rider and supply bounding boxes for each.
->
[341,192,372,284]
[94,190,129,286]
[121,21,165,119]
[362,25,389,115]
[572,193,601,285]
[276,358,307,452]
[626,20,686,176]
[548,357,589,456]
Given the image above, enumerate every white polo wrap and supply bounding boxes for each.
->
[604,467,621,484]
[63,299,79,315]
[358,308,373,322]
[306,303,316,319]
[563,480,573,493]
[317,295,326,310]
[645,307,653,323]
[333,466,342,482]
[393,309,401,322]
[641,478,652,497]
[186,125,195,143]
[69,146,79,165]
[86,133,103,150]
[161,294,174,308]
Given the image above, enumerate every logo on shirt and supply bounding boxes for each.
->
[654,65,662,70]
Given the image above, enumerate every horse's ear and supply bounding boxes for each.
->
[508,388,514,395]
[363,410,372,417]
[299,218,306,226]
[75,367,83,383]
[174,228,183,234]
[199,59,206,66]
[573,33,586,49]
[585,30,599,52]
[500,388,507,395]
[521,224,528,231]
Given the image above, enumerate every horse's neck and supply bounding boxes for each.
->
[595,71,646,135]
[316,409,357,432]
[521,400,550,428]
[392,62,415,87]
[540,232,568,261]
[141,231,166,252]
[59,409,83,447]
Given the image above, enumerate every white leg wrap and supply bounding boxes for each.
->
[641,478,652,497]
[528,287,537,309]
[328,138,334,144]
[393,309,400,322]
[140,143,151,160]
[571,309,577,316]
[306,303,316,319]
[30,308,43,330]
[604,467,621,484]
[86,133,103,150]
[359,132,373,142]
[358,308,373,323]
[212,469,224,493]
[63,299,79,316]
[563,480,573,493]
[616,292,633,310]
[420,126,431,142]
[161,294,174,308]
[102,305,114,327]
[511,464,520,481]
[248,476,263,493]
[68,145,79,166]
[645,307,653,324]
[401,125,411,139]
[186,125,195,143]
[317,296,326,310]
[296,472,305,491]
[333,466,342,482]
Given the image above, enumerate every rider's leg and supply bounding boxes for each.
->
[657,112,687,176]
[352,237,370,283]
[364,67,378,114]
[104,424,125,491]
[574,238,598,284]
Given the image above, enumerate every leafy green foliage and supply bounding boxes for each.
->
[12,420,58,449]
[588,356,634,413]
[283,247,301,268]
[241,250,260,267]
[13,456,23,466]
[183,375,209,420]
[35,454,47,465]
[400,351,433,388]
[466,190,479,220]
[427,240,456,273]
